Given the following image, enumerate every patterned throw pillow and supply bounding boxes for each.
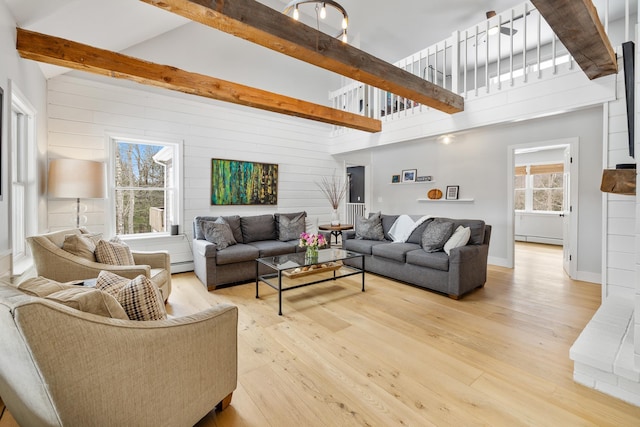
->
[278,213,305,241]
[202,217,237,250]
[355,212,385,241]
[62,233,102,261]
[96,271,167,321]
[421,220,455,253]
[95,239,135,265]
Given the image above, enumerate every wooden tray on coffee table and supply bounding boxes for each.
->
[282,261,343,278]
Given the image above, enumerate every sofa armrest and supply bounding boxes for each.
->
[18,300,238,426]
[343,230,356,241]
[447,243,490,296]
[193,239,218,258]
[132,250,170,270]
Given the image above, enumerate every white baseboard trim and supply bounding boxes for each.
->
[488,256,510,268]
[574,270,601,284]
[171,261,194,274]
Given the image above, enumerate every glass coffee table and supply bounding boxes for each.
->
[256,248,365,315]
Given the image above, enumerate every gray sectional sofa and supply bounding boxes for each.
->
[342,214,491,299]
[192,212,325,290]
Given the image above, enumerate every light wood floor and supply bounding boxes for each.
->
[3,243,640,426]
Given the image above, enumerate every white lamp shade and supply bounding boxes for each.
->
[48,159,106,199]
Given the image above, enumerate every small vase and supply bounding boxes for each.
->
[305,245,319,263]
[331,209,340,226]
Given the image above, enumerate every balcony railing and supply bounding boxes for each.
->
[329,0,634,133]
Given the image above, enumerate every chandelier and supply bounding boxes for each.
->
[283,0,349,43]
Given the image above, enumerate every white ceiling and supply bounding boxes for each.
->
[5,0,534,79]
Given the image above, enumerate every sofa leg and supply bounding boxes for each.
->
[448,294,459,300]
[216,392,233,411]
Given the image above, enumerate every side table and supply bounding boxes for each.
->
[318,224,354,245]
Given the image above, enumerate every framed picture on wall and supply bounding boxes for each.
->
[210,158,278,205]
[391,174,400,183]
[446,185,459,200]
[401,169,417,183]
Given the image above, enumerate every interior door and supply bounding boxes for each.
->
[562,147,572,275]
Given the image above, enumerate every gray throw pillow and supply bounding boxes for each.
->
[355,212,385,241]
[421,220,455,253]
[278,213,305,241]
[202,217,237,250]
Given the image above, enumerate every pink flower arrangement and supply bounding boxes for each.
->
[299,232,326,248]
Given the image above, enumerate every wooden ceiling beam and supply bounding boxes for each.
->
[140,0,464,114]
[531,0,617,79]
[16,28,381,132]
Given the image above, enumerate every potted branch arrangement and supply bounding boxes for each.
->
[317,174,347,226]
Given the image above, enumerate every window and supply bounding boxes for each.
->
[514,163,564,212]
[112,138,180,236]
[514,166,526,210]
[10,85,37,269]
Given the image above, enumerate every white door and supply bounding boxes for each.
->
[562,147,572,276]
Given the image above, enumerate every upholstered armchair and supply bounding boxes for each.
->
[27,228,171,301]
[0,280,238,426]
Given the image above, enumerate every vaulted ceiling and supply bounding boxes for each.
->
[3,0,633,128]
[6,0,534,79]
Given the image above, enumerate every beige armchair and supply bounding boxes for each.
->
[0,280,238,426]
[27,228,171,301]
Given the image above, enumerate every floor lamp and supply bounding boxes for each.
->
[48,159,106,228]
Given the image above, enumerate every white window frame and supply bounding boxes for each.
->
[107,135,183,239]
[515,162,564,213]
[10,83,37,270]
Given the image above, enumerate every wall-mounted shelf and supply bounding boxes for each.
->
[417,198,474,202]
[390,181,436,185]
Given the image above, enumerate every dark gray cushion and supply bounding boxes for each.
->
[421,220,454,253]
[371,242,421,263]
[355,212,385,240]
[241,214,277,243]
[202,217,237,250]
[438,218,486,245]
[406,250,450,271]
[277,213,306,241]
[380,214,400,241]
[247,240,297,257]
[215,244,260,265]
[343,238,388,255]
[406,219,433,244]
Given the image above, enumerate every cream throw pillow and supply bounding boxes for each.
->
[443,225,471,255]
[18,276,73,297]
[96,271,167,321]
[45,287,129,320]
[62,233,102,261]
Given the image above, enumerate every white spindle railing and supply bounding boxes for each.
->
[329,0,632,134]
[346,203,366,225]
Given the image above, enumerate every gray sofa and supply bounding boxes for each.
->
[192,212,326,290]
[342,214,491,299]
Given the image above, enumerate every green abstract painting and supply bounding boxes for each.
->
[211,158,278,205]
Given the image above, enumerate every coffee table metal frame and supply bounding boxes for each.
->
[256,248,365,315]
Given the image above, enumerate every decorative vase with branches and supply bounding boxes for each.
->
[317,173,347,226]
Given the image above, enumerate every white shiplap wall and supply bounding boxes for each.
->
[603,68,636,299]
[47,75,342,267]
